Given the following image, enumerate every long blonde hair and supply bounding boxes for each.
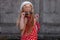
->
[16,1,35,34]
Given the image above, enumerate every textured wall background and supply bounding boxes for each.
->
[40,0,60,37]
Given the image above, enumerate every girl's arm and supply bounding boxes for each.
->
[34,18,40,32]
[20,12,27,36]
[20,12,25,30]
[20,12,26,36]
[34,14,40,32]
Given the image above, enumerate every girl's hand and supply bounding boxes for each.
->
[20,12,27,36]
[34,14,39,25]
[35,14,39,21]
[20,12,26,33]
[21,12,25,18]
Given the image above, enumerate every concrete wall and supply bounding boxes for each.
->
[40,0,60,36]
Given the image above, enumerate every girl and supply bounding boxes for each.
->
[16,1,40,40]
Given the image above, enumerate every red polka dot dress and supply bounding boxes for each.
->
[21,22,40,40]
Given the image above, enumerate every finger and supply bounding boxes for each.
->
[23,14,25,15]
[36,14,39,18]
[22,12,25,16]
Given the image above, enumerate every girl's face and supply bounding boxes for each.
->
[23,4,32,12]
